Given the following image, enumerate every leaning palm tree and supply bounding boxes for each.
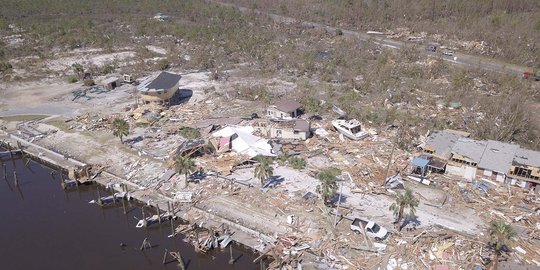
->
[316,168,340,206]
[112,118,129,143]
[175,156,195,183]
[389,188,419,231]
[254,158,273,187]
[489,220,516,270]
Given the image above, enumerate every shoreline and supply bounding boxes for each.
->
[0,130,289,265]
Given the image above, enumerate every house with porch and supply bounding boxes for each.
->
[420,129,469,174]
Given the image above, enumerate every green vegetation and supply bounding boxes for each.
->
[316,167,341,205]
[287,157,306,170]
[254,157,273,187]
[0,62,13,72]
[224,0,539,68]
[389,188,419,231]
[111,118,129,143]
[489,220,516,270]
[83,79,95,86]
[66,76,78,83]
[178,127,201,140]
[175,156,195,182]
[0,0,538,150]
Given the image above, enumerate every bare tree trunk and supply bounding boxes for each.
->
[493,252,499,270]
[396,207,404,231]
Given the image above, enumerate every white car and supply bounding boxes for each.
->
[442,50,454,56]
[350,218,389,240]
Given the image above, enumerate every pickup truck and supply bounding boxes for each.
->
[350,218,389,240]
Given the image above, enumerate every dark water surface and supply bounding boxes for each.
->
[0,157,258,270]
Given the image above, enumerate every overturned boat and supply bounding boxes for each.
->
[136,213,175,228]
[89,192,132,205]
[331,119,369,140]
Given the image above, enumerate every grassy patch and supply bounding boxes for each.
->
[0,115,47,122]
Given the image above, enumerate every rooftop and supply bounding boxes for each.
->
[424,130,464,159]
[478,140,519,173]
[451,139,487,163]
[513,148,540,167]
[137,72,181,92]
[272,99,303,113]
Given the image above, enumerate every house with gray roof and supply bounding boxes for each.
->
[266,99,303,120]
[507,148,540,190]
[137,71,182,104]
[446,139,487,180]
[475,140,519,183]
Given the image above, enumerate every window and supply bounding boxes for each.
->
[276,129,282,137]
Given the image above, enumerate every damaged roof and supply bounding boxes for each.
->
[272,99,303,113]
[273,119,310,132]
[513,148,540,167]
[424,130,464,159]
[451,139,487,163]
[478,140,519,173]
[138,71,181,92]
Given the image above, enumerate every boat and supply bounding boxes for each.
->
[331,119,369,140]
[135,213,174,228]
[88,192,132,205]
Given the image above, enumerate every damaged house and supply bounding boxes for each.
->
[507,148,540,191]
[446,139,487,180]
[475,140,519,183]
[418,129,469,174]
[254,119,311,140]
[421,130,540,192]
[266,99,303,120]
[211,126,275,158]
[137,71,182,105]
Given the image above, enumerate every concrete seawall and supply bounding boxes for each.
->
[0,130,272,255]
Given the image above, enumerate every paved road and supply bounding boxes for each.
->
[216,1,528,76]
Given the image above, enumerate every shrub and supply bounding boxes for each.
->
[288,157,306,170]
[66,76,78,83]
[179,127,201,139]
[0,62,13,72]
[157,59,170,70]
[83,79,95,86]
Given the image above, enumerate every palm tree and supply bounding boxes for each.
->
[112,118,129,143]
[254,158,273,187]
[389,188,419,231]
[316,168,340,206]
[175,156,195,183]
[489,220,516,270]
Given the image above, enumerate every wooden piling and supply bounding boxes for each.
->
[229,245,234,264]
[121,194,127,214]
[141,207,147,228]
[7,143,16,168]
[171,251,186,270]
[96,187,102,206]
[13,171,18,186]
[162,249,169,264]
[3,163,6,181]
[157,204,161,224]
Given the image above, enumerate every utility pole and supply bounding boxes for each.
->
[382,143,396,187]
[333,177,344,228]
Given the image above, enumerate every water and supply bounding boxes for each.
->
[0,156,259,270]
